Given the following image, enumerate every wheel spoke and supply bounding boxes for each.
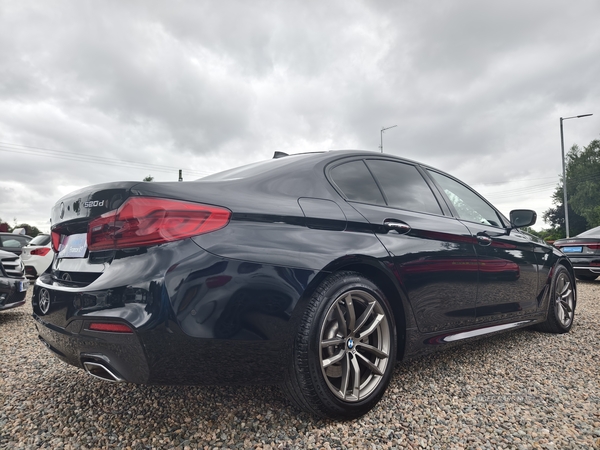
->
[350,354,361,399]
[322,349,345,369]
[356,342,388,359]
[557,305,564,323]
[559,300,573,314]
[560,289,572,301]
[355,351,384,376]
[339,353,350,399]
[558,280,571,297]
[334,302,348,336]
[321,337,345,348]
[354,301,375,335]
[356,313,384,340]
[559,301,572,324]
[344,293,356,332]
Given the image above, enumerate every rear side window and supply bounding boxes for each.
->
[329,160,385,205]
[0,235,30,248]
[365,160,442,214]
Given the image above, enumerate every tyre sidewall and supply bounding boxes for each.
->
[305,272,397,418]
[548,265,575,333]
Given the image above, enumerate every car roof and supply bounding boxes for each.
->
[0,232,32,238]
[199,150,430,182]
[577,225,600,238]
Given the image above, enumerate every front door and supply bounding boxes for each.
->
[328,157,479,333]
[426,170,539,324]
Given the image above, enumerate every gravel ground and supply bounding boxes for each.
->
[1,282,599,450]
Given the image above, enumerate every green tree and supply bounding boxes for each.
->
[143,175,154,182]
[542,187,588,237]
[543,139,600,236]
[0,217,11,232]
[567,139,600,226]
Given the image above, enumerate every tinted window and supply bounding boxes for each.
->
[0,235,30,248]
[330,160,385,205]
[428,170,503,227]
[366,160,442,214]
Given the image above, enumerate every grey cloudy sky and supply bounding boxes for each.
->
[1,0,599,232]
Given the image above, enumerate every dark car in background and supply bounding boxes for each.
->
[0,232,32,256]
[32,150,576,419]
[0,249,29,311]
[554,225,600,281]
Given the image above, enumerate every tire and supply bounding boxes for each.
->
[534,265,576,334]
[283,271,397,419]
[575,273,598,281]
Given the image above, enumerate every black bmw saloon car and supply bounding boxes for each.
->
[32,150,576,419]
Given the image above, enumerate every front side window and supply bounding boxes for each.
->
[427,170,503,227]
[365,160,442,214]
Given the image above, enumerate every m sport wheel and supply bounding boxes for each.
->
[284,271,397,419]
[535,265,576,334]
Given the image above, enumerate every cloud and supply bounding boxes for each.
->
[1,0,599,231]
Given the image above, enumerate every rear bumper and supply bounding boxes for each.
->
[33,312,150,383]
[32,307,292,385]
[31,240,314,385]
[22,255,52,279]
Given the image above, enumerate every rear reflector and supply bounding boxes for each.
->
[31,247,51,256]
[88,323,133,333]
[87,197,231,251]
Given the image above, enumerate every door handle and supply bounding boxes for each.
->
[383,220,411,234]
[477,233,492,246]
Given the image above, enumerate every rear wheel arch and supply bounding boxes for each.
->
[304,258,411,361]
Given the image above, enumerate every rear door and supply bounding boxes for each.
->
[426,170,539,322]
[328,157,478,333]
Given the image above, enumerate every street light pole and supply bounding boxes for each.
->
[380,125,397,153]
[560,113,593,238]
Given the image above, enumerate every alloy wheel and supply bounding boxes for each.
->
[319,289,391,402]
[555,272,574,327]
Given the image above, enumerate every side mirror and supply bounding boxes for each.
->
[509,209,537,229]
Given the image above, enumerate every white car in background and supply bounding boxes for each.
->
[21,234,54,278]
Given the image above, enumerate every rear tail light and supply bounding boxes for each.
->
[88,322,133,333]
[88,197,231,251]
[51,230,61,252]
[31,247,51,257]
[586,244,600,250]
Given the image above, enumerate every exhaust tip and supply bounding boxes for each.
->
[83,361,125,383]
